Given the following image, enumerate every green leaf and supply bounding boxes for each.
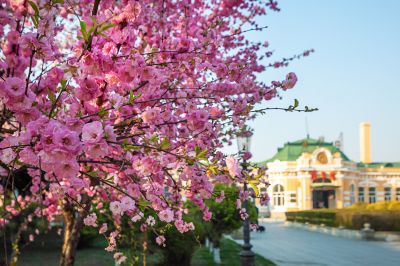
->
[208,164,218,174]
[60,79,67,89]
[88,26,95,38]
[80,21,88,41]
[194,146,202,155]
[28,1,40,16]
[138,197,150,210]
[91,17,98,27]
[196,147,208,160]
[48,90,56,104]
[129,90,134,104]
[28,1,40,28]
[149,134,159,143]
[98,107,107,118]
[160,138,170,150]
[293,99,299,108]
[98,23,115,34]
[87,171,98,177]
[31,16,39,27]
[249,182,260,197]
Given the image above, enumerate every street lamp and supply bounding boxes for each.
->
[237,130,255,266]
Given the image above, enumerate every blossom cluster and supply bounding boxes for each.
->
[0,0,310,262]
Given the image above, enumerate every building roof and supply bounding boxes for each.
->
[254,137,400,170]
[357,162,400,168]
[255,137,351,166]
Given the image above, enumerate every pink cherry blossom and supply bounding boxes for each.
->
[158,208,174,223]
[226,156,241,178]
[76,77,101,101]
[99,223,108,234]
[215,190,225,203]
[282,72,298,90]
[156,235,166,247]
[141,107,160,124]
[113,252,127,265]
[110,201,123,216]
[83,213,97,227]
[131,213,143,223]
[120,196,135,212]
[82,121,103,143]
[53,160,80,180]
[203,209,212,221]
[3,77,25,99]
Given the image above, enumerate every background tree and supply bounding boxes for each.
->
[205,184,257,263]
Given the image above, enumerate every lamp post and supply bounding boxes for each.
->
[237,130,255,266]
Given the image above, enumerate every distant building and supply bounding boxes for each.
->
[256,122,400,218]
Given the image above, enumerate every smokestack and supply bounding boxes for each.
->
[360,122,372,164]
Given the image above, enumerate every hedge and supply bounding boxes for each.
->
[286,201,400,231]
[286,210,336,227]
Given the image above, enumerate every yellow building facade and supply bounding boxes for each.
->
[257,123,400,218]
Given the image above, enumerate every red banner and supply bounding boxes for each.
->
[321,171,327,181]
[310,171,336,182]
[330,171,336,180]
[310,170,318,181]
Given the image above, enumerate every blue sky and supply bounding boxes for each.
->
[224,0,400,163]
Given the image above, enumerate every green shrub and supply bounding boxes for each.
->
[387,201,400,211]
[346,201,400,211]
[286,208,400,231]
[336,210,400,231]
[148,204,205,266]
[156,225,202,266]
[286,210,337,227]
[346,202,368,210]
[205,184,258,247]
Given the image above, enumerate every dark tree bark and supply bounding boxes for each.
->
[59,197,90,266]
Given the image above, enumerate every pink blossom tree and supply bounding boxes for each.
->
[0,0,313,265]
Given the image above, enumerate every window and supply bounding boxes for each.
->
[368,187,376,203]
[358,187,364,202]
[349,184,356,205]
[384,187,392,201]
[396,188,400,201]
[289,193,297,203]
[273,184,285,206]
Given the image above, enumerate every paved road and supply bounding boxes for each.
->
[234,221,400,266]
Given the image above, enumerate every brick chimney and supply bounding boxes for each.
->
[360,122,372,164]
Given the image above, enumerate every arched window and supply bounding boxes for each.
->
[350,184,355,205]
[273,184,285,206]
[368,187,376,203]
[358,187,365,202]
[384,187,392,201]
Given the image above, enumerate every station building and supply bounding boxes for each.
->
[257,122,400,218]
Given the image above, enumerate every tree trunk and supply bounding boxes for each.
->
[59,203,87,266]
[213,247,221,264]
[212,239,221,264]
[9,220,26,266]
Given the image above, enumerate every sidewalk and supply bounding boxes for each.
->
[231,221,400,266]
